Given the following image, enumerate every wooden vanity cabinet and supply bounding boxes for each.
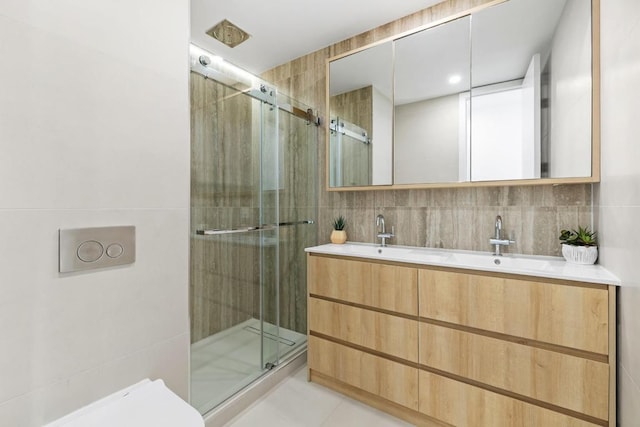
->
[308,255,418,314]
[307,253,617,426]
[307,255,430,424]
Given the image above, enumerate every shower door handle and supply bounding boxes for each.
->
[196,225,272,236]
[196,220,314,236]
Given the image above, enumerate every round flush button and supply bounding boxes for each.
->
[106,243,124,258]
[77,240,104,262]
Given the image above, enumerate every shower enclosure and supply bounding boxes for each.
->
[189,45,318,415]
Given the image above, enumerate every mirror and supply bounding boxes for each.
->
[329,42,393,187]
[394,16,471,184]
[327,0,595,189]
[470,0,592,181]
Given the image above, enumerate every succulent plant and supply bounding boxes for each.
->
[332,215,346,231]
[559,226,597,247]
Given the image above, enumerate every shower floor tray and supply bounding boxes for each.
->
[190,318,307,414]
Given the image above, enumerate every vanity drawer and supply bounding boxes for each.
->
[419,322,609,420]
[418,269,609,354]
[308,335,419,410]
[308,255,418,315]
[309,297,418,362]
[418,370,599,427]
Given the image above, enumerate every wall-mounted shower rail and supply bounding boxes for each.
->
[196,220,315,236]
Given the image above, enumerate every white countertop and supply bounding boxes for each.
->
[305,242,621,286]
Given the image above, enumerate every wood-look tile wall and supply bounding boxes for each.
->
[264,111,319,336]
[190,73,262,342]
[262,0,593,257]
[190,73,317,343]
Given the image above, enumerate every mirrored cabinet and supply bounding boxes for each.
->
[327,0,598,190]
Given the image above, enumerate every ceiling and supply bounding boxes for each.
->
[190,0,443,74]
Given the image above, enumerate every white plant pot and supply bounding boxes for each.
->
[562,244,598,265]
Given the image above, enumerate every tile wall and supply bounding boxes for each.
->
[0,1,190,425]
[190,73,263,342]
[321,185,591,256]
[190,73,318,342]
[598,0,640,424]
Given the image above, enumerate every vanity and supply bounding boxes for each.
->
[305,244,619,427]
[314,0,613,423]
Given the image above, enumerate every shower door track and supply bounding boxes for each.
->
[196,219,314,236]
[190,45,321,127]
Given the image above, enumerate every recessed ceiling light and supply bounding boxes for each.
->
[448,74,462,84]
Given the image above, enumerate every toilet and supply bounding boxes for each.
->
[45,379,204,427]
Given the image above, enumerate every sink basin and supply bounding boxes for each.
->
[321,244,551,271]
[406,250,451,263]
[305,243,620,285]
[328,244,414,258]
[448,252,551,271]
[326,244,449,263]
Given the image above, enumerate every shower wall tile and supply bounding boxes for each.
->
[190,73,318,340]
[190,235,263,342]
[190,74,262,214]
[190,74,263,342]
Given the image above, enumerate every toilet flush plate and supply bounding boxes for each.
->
[59,226,135,273]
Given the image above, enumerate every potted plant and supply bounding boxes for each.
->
[330,215,347,244]
[559,226,598,264]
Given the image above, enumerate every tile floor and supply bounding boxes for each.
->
[224,365,412,426]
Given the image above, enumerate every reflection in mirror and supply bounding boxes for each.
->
[394,17,471,184]
[329,42,393,187]
[471,0,592,181]
[327,0,594,189]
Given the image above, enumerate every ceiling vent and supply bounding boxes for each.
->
[206,19,251,48]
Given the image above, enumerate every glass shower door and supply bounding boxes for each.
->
[262,95,318,367]
[189,71,279,414]
[189,44,318,416]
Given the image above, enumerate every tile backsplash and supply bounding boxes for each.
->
[320,185,592,256]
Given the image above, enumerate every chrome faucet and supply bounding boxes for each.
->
[489,215,515,256]
[376,214,394,247]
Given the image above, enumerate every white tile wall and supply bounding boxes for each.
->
[0,1,190,425]
[598,0,640,424]
[0,13,188,210]
[619,366,640,426]
[0,333,189,426]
